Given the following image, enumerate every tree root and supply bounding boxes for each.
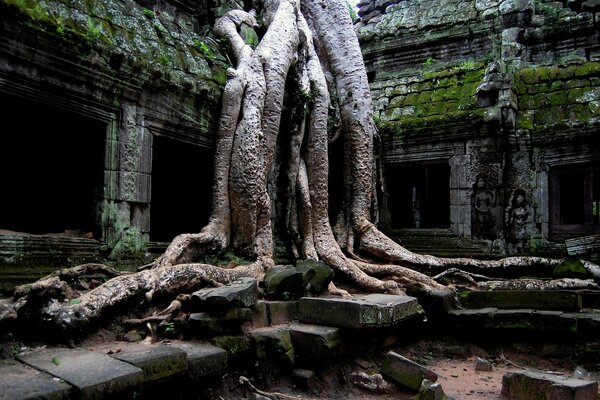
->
[239,376,312,400]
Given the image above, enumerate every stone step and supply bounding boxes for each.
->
[297,294,424,329]
[9,342,229,400]
[458,289,600,311]
[459,290,592,311]
[287,323,343,366]
[447,307,600,339]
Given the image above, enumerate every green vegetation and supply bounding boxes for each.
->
[199,249,252,267]
[142,7,155,19]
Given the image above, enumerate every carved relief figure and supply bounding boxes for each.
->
[507,189,531,253]
[472,175,499,240]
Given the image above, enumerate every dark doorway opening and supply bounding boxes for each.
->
[385,162,450,229]
[150,136,213,242]
[549,163,600,240]
[0,92,106,237]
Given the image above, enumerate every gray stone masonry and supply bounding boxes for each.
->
[381,351,438,392]
[298,294,423,328]
[502,370,598,399]
[110,344,188,384]
[17,348,144,400]
[191,277,258,310]
[4,341,230,400]
[0,359,72,400]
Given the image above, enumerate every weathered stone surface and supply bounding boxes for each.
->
[263,266,304,300]
[381,351,438,392]
[458,290,580,311]
[249,327,295,365]
[187,308,253,335]
[110,344,188,383]
[298,294,422,328]
[418,378,448,400]
[252,300,269,328]
[266,301,299,325]
[169,342,227,379]
[191,277,258,310]
[288,323,342,366]
[502,370,598,399]
[474,356,493,372]
[291,368,316,390]
[0,359,73,400]
[295,260,334,294]
[212,335,252,364]
[18,348,143,400]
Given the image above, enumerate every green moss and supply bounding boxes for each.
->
[516,111,534,130]
[554,258,589,279]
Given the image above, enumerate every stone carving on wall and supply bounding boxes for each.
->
[506,188,533,253]
[472,173,502,240]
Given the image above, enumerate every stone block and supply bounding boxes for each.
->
[187,308,253,335]
[169,342,227,379]
[381,351,438,392]
[458,290,580,311]
[295,259,334,294]
[291,368,315,390]
[212,335,252,366]
[110,344,188,384]
[267,301,298,325]
[18,348,143,400]
[298,294,422,328]
[191,277,258,310]
[263,265,304,300]
[288,323,342,366]
[249,327,295,365]
[252,300,269,328]
[0,359,73,400]
[502,370,598,399]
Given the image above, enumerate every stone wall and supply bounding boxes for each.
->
[0,0,228,266]
[358,0,600,257]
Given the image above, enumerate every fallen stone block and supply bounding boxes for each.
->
[192,277,258,310]
[381,351,437,392]
[418,378,448,400]
[502,370,598,400]
[263,265,304,300]
[18,347,143,399]
[212,335,252,366]
[0,359,73,400]
[295,259,334,294]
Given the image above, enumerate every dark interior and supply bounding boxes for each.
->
[385,162,451,229]
[150,135,214,242]
[0,92,106,236]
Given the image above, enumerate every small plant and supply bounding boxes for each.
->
[423,57,437,66]
[157,53,171,66]
[56,23,65,37]
[143,8,155,19]
[193,38,215,61]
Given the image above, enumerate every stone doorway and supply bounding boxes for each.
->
[385,162,450,229]
[0,92,106,239]
[149,135,213,243]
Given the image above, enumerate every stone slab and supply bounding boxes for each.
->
[458,290,581,311]
[191,277,258,310]
[502,370,598,399]
[169,342,227,379]
[0,359,72,400]
[298,294,422,328]
[266,301,298,325]
[17,347,143,400]
[110,344,188,383]
[381,351,438,392]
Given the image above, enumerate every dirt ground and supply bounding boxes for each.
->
[5,329,600,399]
[77,332,598,399]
